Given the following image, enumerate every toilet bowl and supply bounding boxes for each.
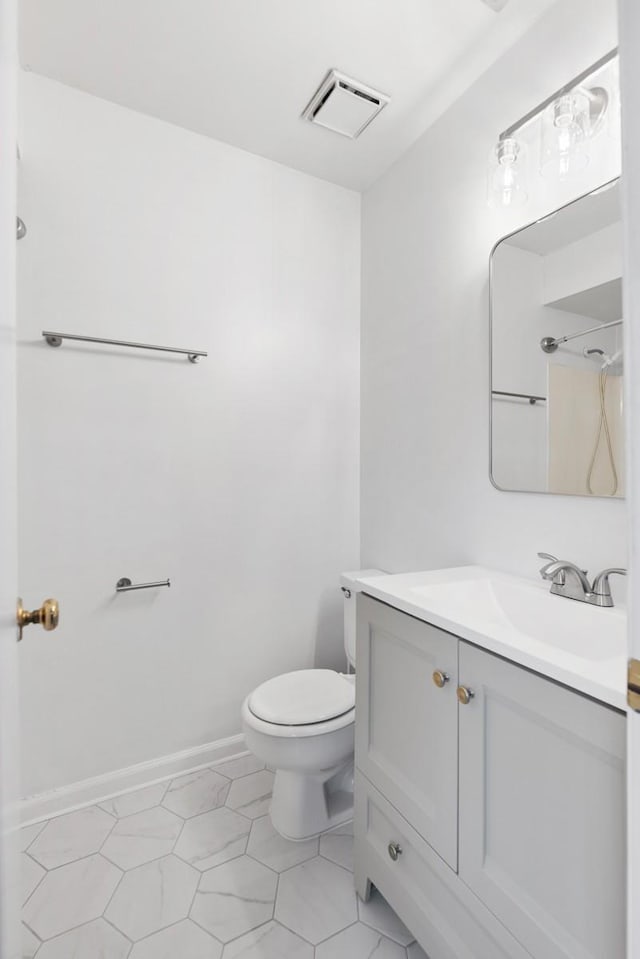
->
[241,569,385,841]
[242,670,355,840]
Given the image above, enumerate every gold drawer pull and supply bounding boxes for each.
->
[457,685,474,706]
[432,670,450,688]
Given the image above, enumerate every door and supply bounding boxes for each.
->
[0,0,20,956]
[355,594,459,869]
[620,5,640,957]
[458,641,626,959]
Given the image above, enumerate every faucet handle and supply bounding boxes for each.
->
[591,568,627,597]
[537,552,559,565]
[537,552,561,579]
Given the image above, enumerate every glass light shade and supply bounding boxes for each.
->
[540,92,590,179]
[487,137,528,209]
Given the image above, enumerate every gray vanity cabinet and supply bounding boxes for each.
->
[355,594,458,869]
[355,595,626,959]
[458,640,626,959]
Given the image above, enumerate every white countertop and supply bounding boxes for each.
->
[357,566,628,712]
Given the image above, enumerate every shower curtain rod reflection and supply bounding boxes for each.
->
[42,330,208,363]
[540,318,623,354]
[492,390,546,405]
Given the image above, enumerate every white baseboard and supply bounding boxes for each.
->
[19,734,247,826]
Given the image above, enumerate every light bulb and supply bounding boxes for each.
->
[487,137,528,209]
[540,92,590,179]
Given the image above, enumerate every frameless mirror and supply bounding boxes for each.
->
[490,179,623,497]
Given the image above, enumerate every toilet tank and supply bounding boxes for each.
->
[340,569,387,669]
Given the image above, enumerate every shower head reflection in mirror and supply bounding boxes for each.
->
[582,347,621,496]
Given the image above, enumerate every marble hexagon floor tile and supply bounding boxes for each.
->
[225,770,274,820]
[174,806,251,871]
[161,767,230,819]
[18,751,426,957]
[214,754,265,780]
[27,806,116,869]
[407,941,431,959]
[99,781,169,819]
[246,815,318,872]
[319,820,354,872]
[190,854,277,942]
[19,923,40,959]
[105,854,199,941]
[23,854,122,940]
[20,853,46,905]
[101,805,184,870]
[222,920,314,959]
[358,888,415,946]
[128,918,222,959]
[275,855,358,944]
[19,821,47,852]
[34,917,131,959]
[316,921,409,959]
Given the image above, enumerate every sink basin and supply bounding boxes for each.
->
[359,566,627,709]
[409,575,625,661]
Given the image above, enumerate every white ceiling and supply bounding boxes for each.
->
[19,0,558,191]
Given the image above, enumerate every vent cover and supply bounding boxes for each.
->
[301,69,389,139]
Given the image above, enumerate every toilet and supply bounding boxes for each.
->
[241,569,384,841]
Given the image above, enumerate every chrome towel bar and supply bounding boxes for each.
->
[43,331,207,363]
[116,577,171,592]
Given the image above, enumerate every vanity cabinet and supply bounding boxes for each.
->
[355,594,626,959]
[354,595,458,869]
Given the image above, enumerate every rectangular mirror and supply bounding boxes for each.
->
[490,179,623,497]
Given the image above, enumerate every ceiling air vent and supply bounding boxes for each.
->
[301,69,389,139]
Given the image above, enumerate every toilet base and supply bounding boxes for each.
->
[270,760,354,841]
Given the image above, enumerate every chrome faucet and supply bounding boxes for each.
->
[538,553,626,607]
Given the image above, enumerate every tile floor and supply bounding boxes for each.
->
[17,754,430,958]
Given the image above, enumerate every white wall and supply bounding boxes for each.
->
[17,73,360,797]
[543,222,623,305]
[361,0,626,589]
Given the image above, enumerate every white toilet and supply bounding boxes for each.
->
[241,569,384,841]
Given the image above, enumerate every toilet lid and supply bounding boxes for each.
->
[248,669,355,726]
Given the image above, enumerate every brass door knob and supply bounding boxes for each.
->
[432,670,450,688]
[457,685,474,706]
[17,597,59,641]
[388,841,402,861]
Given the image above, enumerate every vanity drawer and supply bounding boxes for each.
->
[354,771,530,959]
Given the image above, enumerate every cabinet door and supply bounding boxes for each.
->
[356,594,458,869]
[458,641,626,959]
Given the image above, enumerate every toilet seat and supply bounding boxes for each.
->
[242,698,355,739]
[248,669,355,726]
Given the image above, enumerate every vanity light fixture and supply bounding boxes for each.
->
[540,92,591,179]
[487,136,528,208]
[489,48,616,207]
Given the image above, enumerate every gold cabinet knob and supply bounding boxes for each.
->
[388,841,402,862]
[432,670,450,688]
[457,685,474,706]
[17,598,60,641]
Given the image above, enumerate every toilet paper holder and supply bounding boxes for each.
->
[116,577,171,592]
